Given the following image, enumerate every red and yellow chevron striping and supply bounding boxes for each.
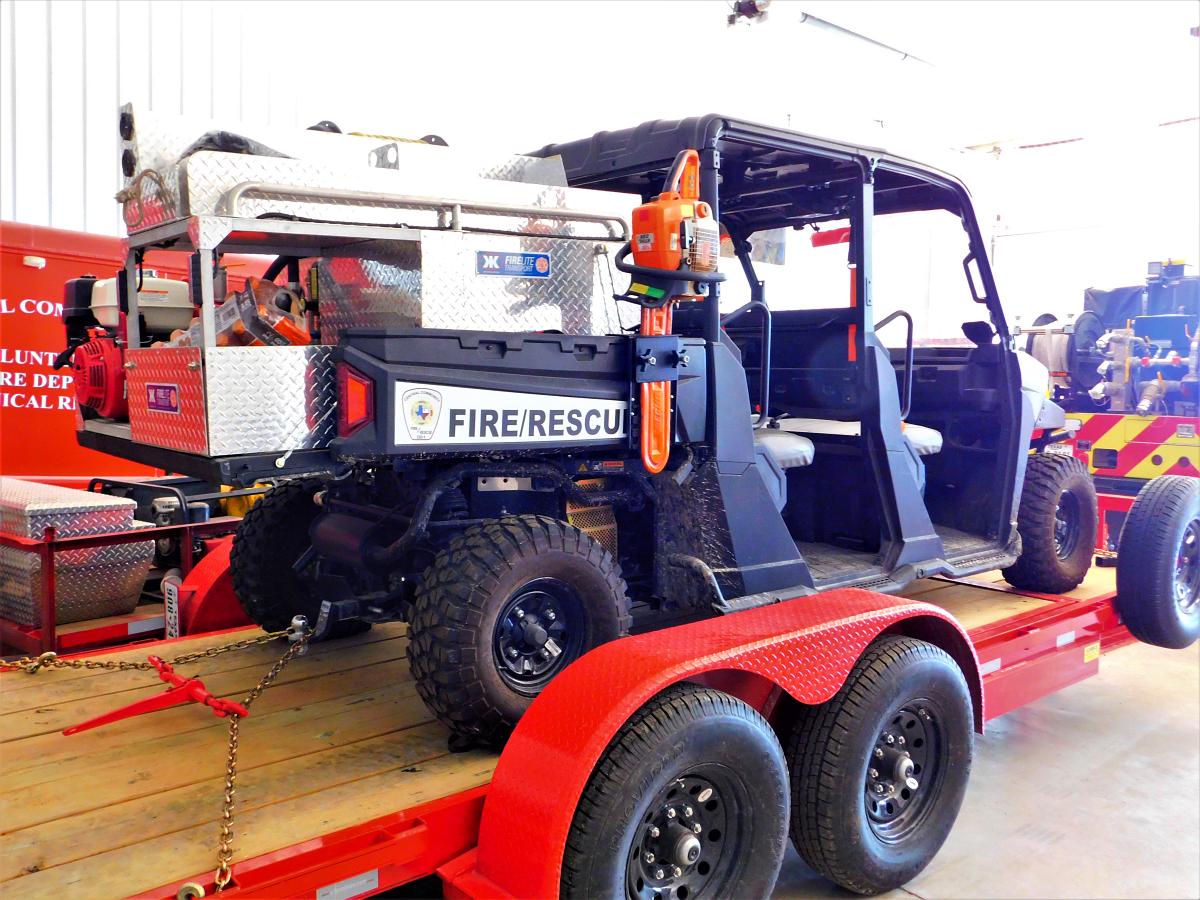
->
[1068,413,1199,480]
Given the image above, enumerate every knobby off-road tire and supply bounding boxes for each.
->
[230,476,326,632]
[787,636,973,895]
[1116,475,1200,649]
[1003,453,1097,594]
[408,515,630,746]
[561,683,790,900]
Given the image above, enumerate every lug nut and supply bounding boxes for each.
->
[649,825,660,838]
[673,867,683,877]
[684,806,694,817]
[897,736,905,745]
[514,608,524,619]
[666,808,676,819]
[875,784,885,794]
[546,609,555,621]
[644,852,655,864]
[506,647,518,658]
[869,768,879,778]
[875,748,884,759]
[885,734,895,744]
[655,869,665,880]
[693,823,702,834]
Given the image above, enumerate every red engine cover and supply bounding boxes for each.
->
[72,334,128,419]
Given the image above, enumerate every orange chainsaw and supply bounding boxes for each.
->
[615,149,724,473]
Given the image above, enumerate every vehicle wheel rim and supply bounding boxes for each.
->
[1174,520,1200,615]
[626,774,732,900]
[865,702,944,842]
[492,577,585,691]
[1054,490,1082,560]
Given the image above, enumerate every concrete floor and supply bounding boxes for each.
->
[773,641,1200,900]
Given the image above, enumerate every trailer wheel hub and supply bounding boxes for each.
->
[628,774,729,899]
[1174,521,1200,614]
[865,703,943,841]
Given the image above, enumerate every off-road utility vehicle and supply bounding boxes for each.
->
[230,116,1095,744]
[67,111,1095,746]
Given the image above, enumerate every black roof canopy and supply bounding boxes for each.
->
[531,114,966,236]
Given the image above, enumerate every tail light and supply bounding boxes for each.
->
[337,363,374,437]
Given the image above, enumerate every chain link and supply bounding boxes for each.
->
[2,621,311,892]
[0,630,291,675]
[214,629,310,892]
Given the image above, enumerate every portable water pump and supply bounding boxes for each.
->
[53,276,129,419]
[70,326,129,419]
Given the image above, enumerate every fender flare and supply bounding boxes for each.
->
[449,588,981,898]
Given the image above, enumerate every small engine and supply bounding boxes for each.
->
[56,273,192,420]
[71,328,128,419]
[55,275,124,419]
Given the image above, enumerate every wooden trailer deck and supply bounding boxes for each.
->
[0,568,1117,899]
[911,566,1116,629]
[0,623,497,899]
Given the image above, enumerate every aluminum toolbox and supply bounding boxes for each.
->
[122,225,634,457]
[117,105,587,233]
[124,345,336,457]
[0,479,154,626]
[111,106,639,460]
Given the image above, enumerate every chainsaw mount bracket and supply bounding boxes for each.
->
[634,335,688,383]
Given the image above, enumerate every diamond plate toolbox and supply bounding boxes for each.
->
[117,104,600,233]
[125,346,209,455]
[125,346,335,456]
[0,478,154,626]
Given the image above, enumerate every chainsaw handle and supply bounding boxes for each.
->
[663,149,701,199]
[613,242,727,286]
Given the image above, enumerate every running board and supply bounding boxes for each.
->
[713,588,815,615]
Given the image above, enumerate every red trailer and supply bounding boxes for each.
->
[0,566,1148,900]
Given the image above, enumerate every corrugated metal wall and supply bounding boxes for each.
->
[0,0,304,236]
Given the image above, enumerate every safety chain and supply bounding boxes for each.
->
[0,630,293,675]
[2,617,312,895]
[214,626,311,891]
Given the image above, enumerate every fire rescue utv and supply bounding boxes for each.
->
[232,117,1109,740]
[62,108,1197,896]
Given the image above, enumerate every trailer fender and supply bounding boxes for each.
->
[444,588,980,899]
[175,537,251,635]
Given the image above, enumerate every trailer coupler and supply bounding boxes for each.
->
[62,656,249,735]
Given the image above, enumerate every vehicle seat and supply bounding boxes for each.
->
[753,429,816,469]
[751,428,815,512]
[773,418,943,457]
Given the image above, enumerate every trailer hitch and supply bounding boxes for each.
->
[62,656,249,736]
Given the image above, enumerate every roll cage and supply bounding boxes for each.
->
[533,114,1008,345]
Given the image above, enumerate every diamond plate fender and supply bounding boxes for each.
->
[445,588,981,899]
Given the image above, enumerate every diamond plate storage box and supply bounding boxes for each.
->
[125,345,336,456]
[0,478,154,626]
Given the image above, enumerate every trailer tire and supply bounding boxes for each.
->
[230,476,326,633]
[1116,475,1200,649]
[1003,453,1097,594]
[787,636,973,895]
[408,515,630,746]
[561,683,789,900]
